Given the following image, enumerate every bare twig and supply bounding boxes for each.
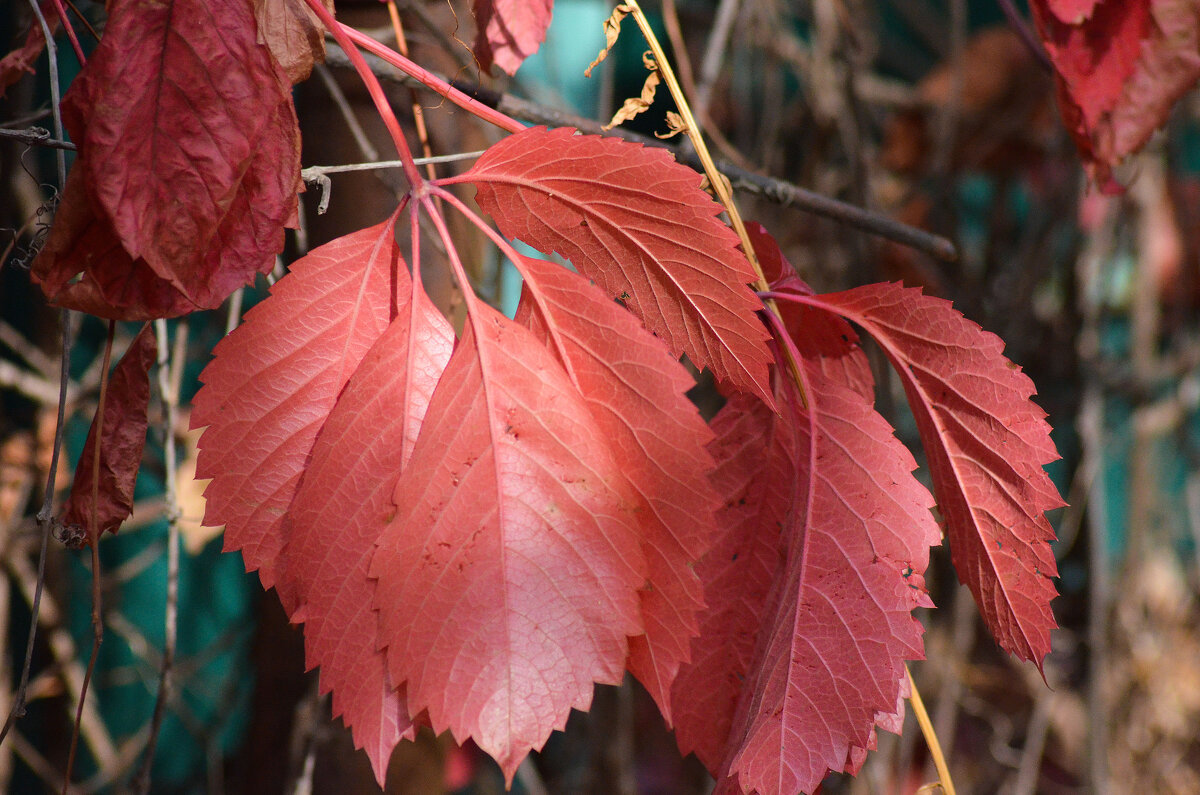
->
[132,320,187,793]
[0,127,76,150]
[63,320,117,795]
[301,151,485,179]
[325,43,958,262]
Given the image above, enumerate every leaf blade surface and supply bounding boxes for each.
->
[461,127,773,403]
[372,304,646,781]
[192,221,400,588]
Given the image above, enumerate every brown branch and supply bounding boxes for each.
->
[325,44,958,262]
[0,127,76,150]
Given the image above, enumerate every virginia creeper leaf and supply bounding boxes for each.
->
[192,220,401,589]
[372,303,646,782]
[725,369,937,795]
[512,256,719,720]
[472,0,554,76]
[252,0,334,84]
[459,127,774,404]
[670,391,791,774]
[32,167,201,321]
[673,360,938,795]
[60,325,157,544]
[746,222,874,400]
[787,284,1063,668]
[61,0,300,304]
[1031,0,1200,185]
[0,2,56,98]
[275,277,454,784]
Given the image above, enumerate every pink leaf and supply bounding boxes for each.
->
[787,283,1063,668]
[274,278,454,784]
[372,303,646,782]
[512,256,719,720]
[473,0,554,76]
[61,325,157,543]
[192,221,401,589]
[458,127,774,404]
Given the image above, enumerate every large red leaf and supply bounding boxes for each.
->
[455,127,774,404]
[275,278,454,783]
[371,303,646,781]
[512,256,719,719]
[192,221,401,589]
[473,0,554,75]
[723,369,937,795]
[60,325,157,544]
[60,0,300,305]
[784,284,1063,667]
[1031,0,1200,184]
[672,362,938,795]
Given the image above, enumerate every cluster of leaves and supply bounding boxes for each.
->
[10,0,1193,791]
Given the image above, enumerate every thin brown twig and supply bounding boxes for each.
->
[63,319,116,795]
[0,0,75,752]
[325,44,957,262]
[62,0,99,42]
[0,127,76,150]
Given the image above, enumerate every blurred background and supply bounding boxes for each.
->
[2,0,1199,792]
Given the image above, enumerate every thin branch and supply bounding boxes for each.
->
[301,151,485,178]
[64,320,117,795]
[133,320,187,793]
[326,43,958,262]
[0,127,76,150]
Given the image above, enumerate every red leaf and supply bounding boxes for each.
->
[458,127,774,404]
[670,392,790,774]
[192,221,401,589]
[746,222,874,400]
[61,0,300,305]
[472,0,553,76]
[32,168,201,321]
[252,0,334,84]
[61,325,157,544]
[788,284,1063,667]
[275,279,454,783]
[512,256,719,719]
[371,303,646,782]
[673,362,938,795]
[0,2,57,98]
[1031,0,1200,184]
[1044,0,1101,23]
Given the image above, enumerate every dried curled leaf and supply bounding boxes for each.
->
[586,3,632,77]
[603,51,660,130]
